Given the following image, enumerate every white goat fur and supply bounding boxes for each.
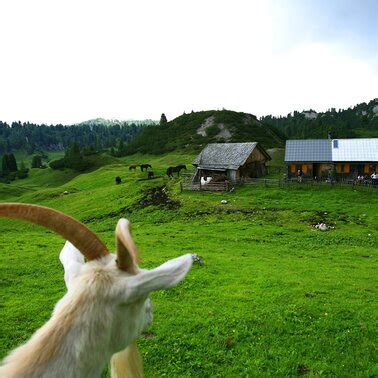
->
[0,241,194,377]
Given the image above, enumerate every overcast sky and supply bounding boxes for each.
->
[0,0,377,125]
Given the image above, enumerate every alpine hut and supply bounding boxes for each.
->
[192,142,271,183]
[285,138,378,180]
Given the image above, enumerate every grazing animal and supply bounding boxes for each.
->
[115,176,122,185]
[148,172,155,179]
[166,164,187,178]
[201,177,212,186]
[129,164,138,171]
[0,203,196,378]
[140,164,152,172]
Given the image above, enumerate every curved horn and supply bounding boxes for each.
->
[0,203,109,260]
[116,218,138,273]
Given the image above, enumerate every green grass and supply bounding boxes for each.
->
[0,153,377,376]
[14,150,65,167]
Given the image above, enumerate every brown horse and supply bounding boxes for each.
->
[129,164,138,171]
[166,164,187,178]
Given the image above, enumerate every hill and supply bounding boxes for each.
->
[0,153,377,376]
[125,110,286,155]
[261,98,378,139]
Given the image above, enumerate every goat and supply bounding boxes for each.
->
[0,203,196,377]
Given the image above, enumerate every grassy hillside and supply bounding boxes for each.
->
[0,153,377,376]
[125,110,286,155]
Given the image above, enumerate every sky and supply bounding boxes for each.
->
[0,0,377,125]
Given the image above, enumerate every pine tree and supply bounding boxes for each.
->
[2,154,9,174]
[160,113,167,126]
[118,139,125,152]
[66,142,81,158]
[8,153,18,172]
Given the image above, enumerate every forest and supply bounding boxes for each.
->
[261,99,378,139]
[0,119,151,154]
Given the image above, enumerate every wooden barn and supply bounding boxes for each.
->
[192,142,271,183]
[285,138,378,180]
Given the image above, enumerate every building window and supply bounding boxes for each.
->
[333,140,338,148]
[365,164,378,174]
[335,163,350,173]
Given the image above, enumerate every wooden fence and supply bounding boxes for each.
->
[239,178,378,191]
[180,181,229,192]
[181,176,377,192]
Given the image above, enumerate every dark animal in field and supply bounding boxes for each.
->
[166,164,187,178]
[148,172,155,179]
[140,164,152,172]
[115,176,122,185]
[129,164,138,171]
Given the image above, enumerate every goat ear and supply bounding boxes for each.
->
[123,254,194,302]
[59,241,84,289]
[116,219,139,274]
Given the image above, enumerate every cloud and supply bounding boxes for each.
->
[0,0,376,124]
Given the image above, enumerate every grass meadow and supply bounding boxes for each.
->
[0,152,377,376]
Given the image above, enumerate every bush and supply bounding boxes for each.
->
[49,158,66,170]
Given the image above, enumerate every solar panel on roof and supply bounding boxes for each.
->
[285,140,331,162]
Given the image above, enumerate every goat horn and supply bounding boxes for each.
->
[116,218,138,273]
[0,203,109,260]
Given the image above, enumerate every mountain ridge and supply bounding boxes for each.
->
[125,109,286,155]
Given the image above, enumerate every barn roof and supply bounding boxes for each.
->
[285,138,378,162]
[193,142,270,170]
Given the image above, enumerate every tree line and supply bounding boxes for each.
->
[0,120,152,154]
[261,99,378,139]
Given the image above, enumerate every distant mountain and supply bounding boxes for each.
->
[77,118,157,127]
[261,99,378,139]
[125,109,286,155]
